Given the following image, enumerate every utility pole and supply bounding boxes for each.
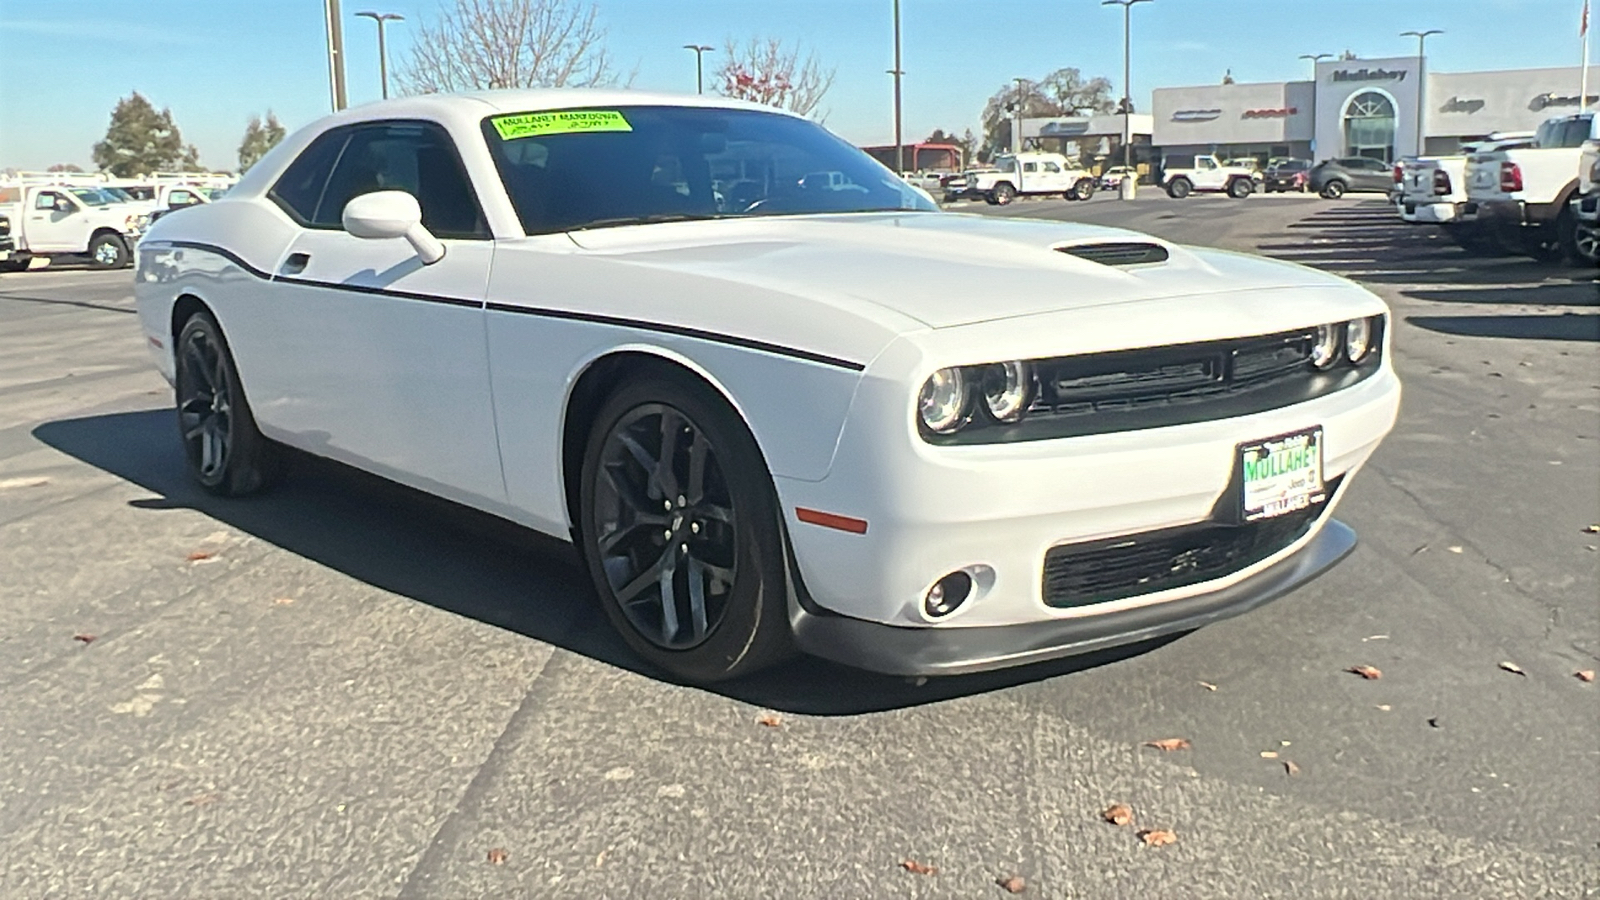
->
[1103,0,1152,199]
[683,44,713,94]
[355,11,403,100]
[1298,54,1331,159]
[1400,30,1442,157]
[887,0,905,173]
[1298,52,1332,78]
[325,0,348,111]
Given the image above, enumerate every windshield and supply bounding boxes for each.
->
[481,106,936,235]
[1535,116,1595,149]
[101,187,135,202]
[68,188,111,206]
[993,156,1018,173]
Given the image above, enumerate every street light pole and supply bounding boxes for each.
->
[1400,30,1442,157]
[324,0,348,112]
[889,0,904,173]
[1103,0,1152,198]
[1298,52,1332,79]
[1298,54,1331,160]
[356,11,404,100]
[682,44,713,94]
[1012,77,1027,154]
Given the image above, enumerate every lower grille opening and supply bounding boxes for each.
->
[1041,480,1340,609]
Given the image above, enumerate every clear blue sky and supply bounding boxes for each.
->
[0,0,1588,171]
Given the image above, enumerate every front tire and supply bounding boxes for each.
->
[1556,207,1599,265]
[991,182,1016,205]
[174,311,282,496]
[88,233,128,269]
[578,366,794,683]
[1228,177,1253,199]
[1166,178,1192,199]
[1071,178,1097,201]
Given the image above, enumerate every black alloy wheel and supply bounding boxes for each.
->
[175,312,281,496]
[1556,208,1599,265]
[579,367,793,683]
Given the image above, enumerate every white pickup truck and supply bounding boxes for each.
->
[0,184,146,271]
[1396,134,1534,253]
[1462,112,1598,262]
[1160,154,1255,199]
[969,152,1098,204]
[1570,139,1600,257]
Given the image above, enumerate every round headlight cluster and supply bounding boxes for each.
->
[1310,317,1380,370]
[918,367,967,433]
[918,361,1034,434]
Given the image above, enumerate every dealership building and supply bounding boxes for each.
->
[1150,56,1595,163]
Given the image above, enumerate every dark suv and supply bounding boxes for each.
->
[1263,159,1311,193]
[1309,157,1395,199]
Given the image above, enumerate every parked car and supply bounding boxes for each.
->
[1463,112,1598,262]
[1262,159,1311,193]
[0,183,145,270]
[133,89,1400,684]
[1395,134,1535,254]
[1160,155,1255,199]
[941,168,995,202]
[1099,165,1136,191]
[1571,138,1600,264]
[1308,157,1396,199]
[968,152,1098,204]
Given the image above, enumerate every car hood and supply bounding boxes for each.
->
[564,212,1347,330]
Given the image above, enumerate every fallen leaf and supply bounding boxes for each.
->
[900,859,938,875]
[1280,740,1291,747]
[1197,681,1218,691]
[1375,704,1392,711]
[1283,760,1301,776]
[1428,717,1441,728]
[1576,670,1596,683]
[0,476,51,490]
[1448,546,1464,554]
[1498,661,1526,676]
[72,633,96,645]
[1101,803,1134,826]
[1137,829,1178,847]
[756,713,781,728]
[1345,665,1382,680]
[186,550,215,562]
[1362,634,1390,641]
[1582,524,1600,534]
[486,847,508,865]
[1142,738,1191,752]
[273,597,295,605]
[996,874,1027,893]
[184,793,219,807]
[1259,751,1279,759]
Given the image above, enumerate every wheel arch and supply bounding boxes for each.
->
[559,346,768,535]
[171,293,212,345]
[89,226,126,245]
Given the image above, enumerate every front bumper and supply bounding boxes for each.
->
[791,518,1356,676]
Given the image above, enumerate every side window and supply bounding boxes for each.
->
[314,121,488,239]
[271,129,350,224]
[36,192,61,210]
[1022,162,1037,173]
[169,190,197,206]
[1043,161,1061,173]
[1199,158,1217,170]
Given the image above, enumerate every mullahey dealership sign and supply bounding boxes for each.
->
[1331,68,1407,83]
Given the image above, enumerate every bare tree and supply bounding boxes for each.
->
[397,0,629,94]
[979,67,1114,159]
[714,37,834,118]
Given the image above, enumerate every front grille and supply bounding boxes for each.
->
[1041,483,1337,609]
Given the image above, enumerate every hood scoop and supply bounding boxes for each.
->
[1056,241,1170,266]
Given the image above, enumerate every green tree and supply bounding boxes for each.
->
[92,92,200,176]
[237,111,287,174]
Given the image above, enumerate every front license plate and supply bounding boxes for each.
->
[1240,428,1326,522]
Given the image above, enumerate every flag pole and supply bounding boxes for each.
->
[1584,0,1592,112]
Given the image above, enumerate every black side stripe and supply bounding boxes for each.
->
[159,240,866,371]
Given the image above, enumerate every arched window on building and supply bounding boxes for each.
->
[1343,91,1396,162]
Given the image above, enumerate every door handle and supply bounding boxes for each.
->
[280,252,310,275]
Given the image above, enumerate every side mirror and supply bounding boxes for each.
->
[341,190,445,265]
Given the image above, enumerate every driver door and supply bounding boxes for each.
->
[1195,157,1222,190]
[24,190,83,252]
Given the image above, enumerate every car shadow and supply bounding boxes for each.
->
[32,409,1173,716]
[1405,313,1600,342]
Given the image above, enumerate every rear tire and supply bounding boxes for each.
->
[174,311,282,496]
[1166,178,1192,199]
[1320,180,1346,200]
[578,365,795,684]
[1228,177,1253,199]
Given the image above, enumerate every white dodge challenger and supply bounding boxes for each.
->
[134,90,1400,683]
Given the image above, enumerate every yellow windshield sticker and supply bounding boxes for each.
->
[491,110,633,139]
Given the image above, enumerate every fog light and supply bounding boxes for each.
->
[924,570,974,618]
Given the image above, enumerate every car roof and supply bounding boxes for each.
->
[330,88,793,124]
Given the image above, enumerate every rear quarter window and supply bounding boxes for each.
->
[270,129,351,224]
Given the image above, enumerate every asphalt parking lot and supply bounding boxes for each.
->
[1,196,1597,898]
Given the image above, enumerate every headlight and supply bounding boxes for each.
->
[1311,324,1341,369]
[981,361,1032,422]
[1345,317,1374,363]
[918,367,967,433]
[1590,158,1600,183]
